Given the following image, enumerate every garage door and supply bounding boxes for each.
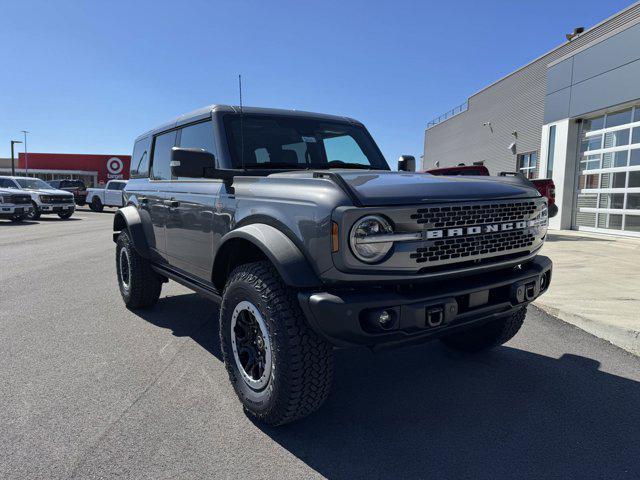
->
[574,106,640,236]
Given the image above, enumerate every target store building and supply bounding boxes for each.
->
[7,153,131,187]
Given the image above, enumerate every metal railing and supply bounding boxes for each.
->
[426,101,468,129]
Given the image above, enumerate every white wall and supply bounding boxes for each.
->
[538,119,578,230]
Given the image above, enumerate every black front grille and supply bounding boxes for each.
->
[408,200,542,266]
[10,195,31,204]
[410,201,537,228]
[410,230,536,263]
[48,195,74,204]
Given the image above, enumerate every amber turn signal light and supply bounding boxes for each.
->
[331,222,339,252]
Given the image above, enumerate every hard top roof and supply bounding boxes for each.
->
[135,105,361,142]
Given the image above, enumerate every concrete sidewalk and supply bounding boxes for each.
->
[535,229,640,355]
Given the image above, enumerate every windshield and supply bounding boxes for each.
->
[224,114,389,170]
[16,178,53,190]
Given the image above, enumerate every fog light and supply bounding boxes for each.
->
[361,308,399,332]
[378,310,393,329]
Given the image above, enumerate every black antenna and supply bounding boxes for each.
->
[239,74,246,171]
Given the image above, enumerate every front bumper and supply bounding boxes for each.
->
[298,255,552,348]
[39,203,75,213]
[0,204,32,216]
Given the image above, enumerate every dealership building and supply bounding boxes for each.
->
[0,153,131,187]
[423,2,640,236]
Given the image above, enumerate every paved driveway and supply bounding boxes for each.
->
[536,230,640,355]
[2,212,640,479]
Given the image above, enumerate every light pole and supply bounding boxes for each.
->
[10,140,23,176]
[21,130,29,175]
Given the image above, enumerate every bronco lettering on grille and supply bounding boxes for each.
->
[425,221,531,239]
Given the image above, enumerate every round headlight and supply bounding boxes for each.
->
[349,215,394,263]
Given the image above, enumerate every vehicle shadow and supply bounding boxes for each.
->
[75,207,116,214]
[134,293,640,479]
[131,293,222,360]
[0,220,39,226]
[36,216,82,222]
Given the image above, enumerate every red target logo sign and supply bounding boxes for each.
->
[107,157,124,175]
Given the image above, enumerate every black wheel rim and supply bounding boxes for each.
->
[231,301,272,390]
[118,247,131,290]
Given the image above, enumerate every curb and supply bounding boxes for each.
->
[535,302,640,356]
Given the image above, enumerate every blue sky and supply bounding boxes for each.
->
[0,0,633,168]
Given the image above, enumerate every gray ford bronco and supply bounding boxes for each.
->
[113,105,552,425]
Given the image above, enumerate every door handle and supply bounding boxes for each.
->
[165,199,180,208]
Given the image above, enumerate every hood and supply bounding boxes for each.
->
[334,171,540,206]
[22,188,74,197]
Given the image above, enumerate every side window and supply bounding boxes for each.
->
[178,120,215,154]
[517,152,539,179]
[175,121,216,179]
[130,137,151,178]
[281,142,308,165]
[254,148,270,163]
[107,182,118,190]
[323,135,369,165]
[0,179,18,189]
[151,130,177,180]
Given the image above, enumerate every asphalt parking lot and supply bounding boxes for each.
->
[2,210,640,479]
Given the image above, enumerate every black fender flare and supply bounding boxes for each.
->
[113,206,152,258]
[213,224,321,290]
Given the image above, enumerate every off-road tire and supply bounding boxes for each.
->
[90,197,103,212]
[116,231,162,309]
[28,202,41,220]
[220,260,334,426]
[10,214,26,223]
[441,306,527,352]
[58,211,74,219]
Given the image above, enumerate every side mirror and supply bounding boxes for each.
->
[170,147,215,178]
[397,155,416,172]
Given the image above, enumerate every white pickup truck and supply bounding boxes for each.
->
[86,180,128,212]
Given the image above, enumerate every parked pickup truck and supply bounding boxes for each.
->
[426,165,558,217]
[0,175,75,219]
[0,187,32,222]
[48,179,88,206]
[86,180,128,212]
[113,105,552,426]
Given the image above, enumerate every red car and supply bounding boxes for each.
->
[426,166,557,217]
